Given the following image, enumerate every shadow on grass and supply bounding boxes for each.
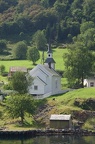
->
[16,119,45,129]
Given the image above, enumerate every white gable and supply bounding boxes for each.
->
[29,64,61,96]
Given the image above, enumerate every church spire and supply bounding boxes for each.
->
[44,43,55,69]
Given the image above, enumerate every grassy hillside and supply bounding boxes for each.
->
[0,48,66,72]
[48,88,95,109]
[0,88,95,130]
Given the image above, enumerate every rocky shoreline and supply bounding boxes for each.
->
[0,129,95,139]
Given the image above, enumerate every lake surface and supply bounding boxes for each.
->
[0,135,95,144]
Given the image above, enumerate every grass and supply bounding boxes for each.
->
[53,48,67,70]
[49,87,95,104]
[47,87,95,115]
[0,87,95,130]
[0,48,66,72]
[82,118,95,130]
[0,60,34,72]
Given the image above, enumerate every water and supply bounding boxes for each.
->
[0,135,95,144]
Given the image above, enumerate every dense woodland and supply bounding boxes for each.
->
[0,0,95,43]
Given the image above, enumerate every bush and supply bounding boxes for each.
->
[1,72,8,77]
[3,83,12,90]
[13,41,27,60]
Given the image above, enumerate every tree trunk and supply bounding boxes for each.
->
[21,110,24,124]
[81,71,84,88]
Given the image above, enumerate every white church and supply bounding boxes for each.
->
[29,45,62,98]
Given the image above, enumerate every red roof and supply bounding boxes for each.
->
[10,66,27,73]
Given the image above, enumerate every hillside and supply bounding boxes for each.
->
[0,0,95,43]
[0,88,95,130]
[33,88,95,130]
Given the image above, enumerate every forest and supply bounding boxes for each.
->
[0,0,95,43]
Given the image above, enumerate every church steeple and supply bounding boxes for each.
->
[44,43,55,69]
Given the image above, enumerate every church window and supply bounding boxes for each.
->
[90,82,94,87]
[34,85,38,90]
[55,79,58,88]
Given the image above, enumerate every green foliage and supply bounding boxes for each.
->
[5,94,36,124]
[0,65,5,75]
[64,42,94,88]
[0,40,7,54]
[82,118,95,130]
[0,0,95,43]
[32,30,47,51]
[80,21,95,34]
[27,47,40,65]
[3,83,12,90]
[11,71,33,94]
[13,41,27,60]
[40,0,49,8]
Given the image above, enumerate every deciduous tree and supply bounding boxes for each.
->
[32,30,47,51]
[13,41,27,60]
[5,94,35,124]
[27,47,40,65]
[11,71,33,94]
[64,42,94,88]
[0,65,5,75]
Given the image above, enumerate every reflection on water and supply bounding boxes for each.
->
[0,135,95,144]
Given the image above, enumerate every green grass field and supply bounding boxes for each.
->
[48,87,95,106]
[0,48,67,72]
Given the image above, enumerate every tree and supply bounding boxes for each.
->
[27,47,40,65]
[0,40,7,54]
[5,94,36,124]
[32,30,47,51]
[0,65,5,75]
[80,21,95,34]
[76,25,95,50]
[64,42,94,88]
[13,41,27,60]
[11,71,33,94]
[41,0,49,8]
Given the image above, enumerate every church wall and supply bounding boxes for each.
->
[29,78,45,95]
[52,76,61,94]
[44,75,52,93]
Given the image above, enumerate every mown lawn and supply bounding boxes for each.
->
[0,48,67,72]
[0,60,34,72]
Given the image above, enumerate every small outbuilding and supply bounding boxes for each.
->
[84,77,95,87]
[50,114,72,129]
[8,66,27,77]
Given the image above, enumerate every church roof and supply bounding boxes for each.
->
[37,76,47,85]
[29,64,60,77]
[44,58,56,63]
[42,65,60,76]
[10,66,27,72]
